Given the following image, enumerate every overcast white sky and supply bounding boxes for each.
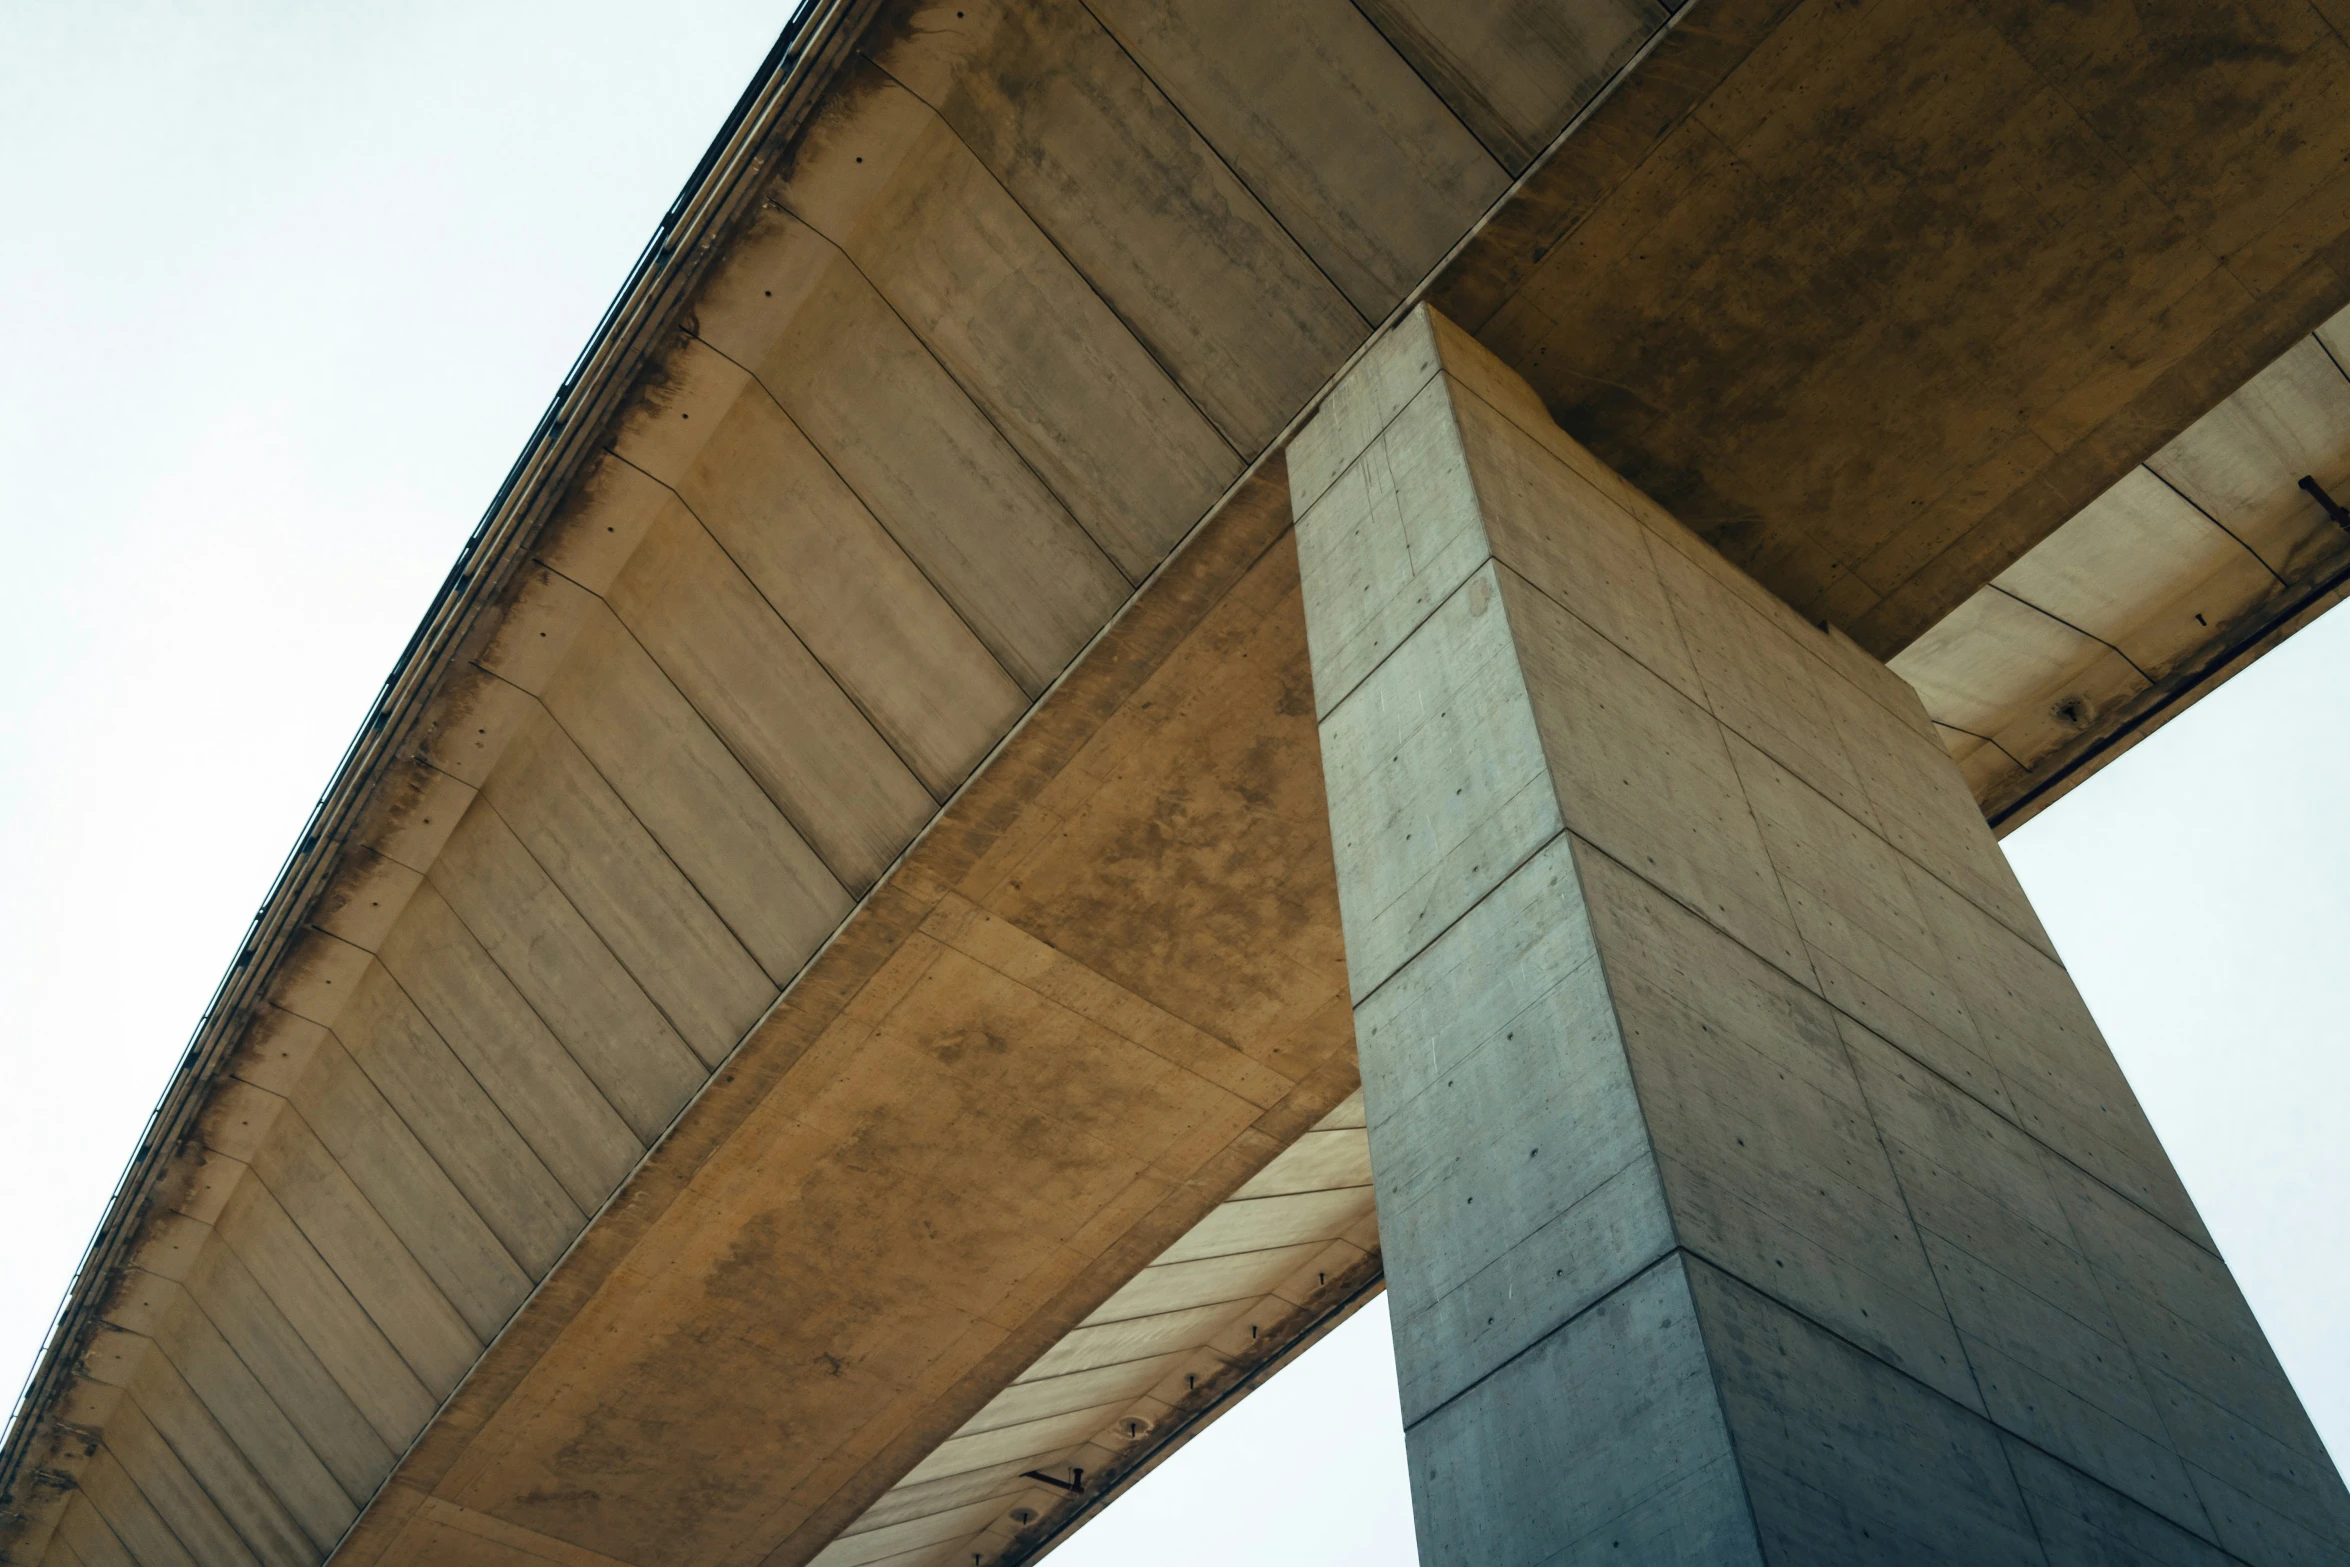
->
[3,8,2343,1565]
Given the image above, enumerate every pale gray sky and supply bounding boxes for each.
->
[4,9,2342,1565]
[0,0,788,1428]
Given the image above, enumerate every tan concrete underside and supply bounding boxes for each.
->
[1896,303,2350,828]
[334,472,1357,1567]
[14,0,1636,1558]
[1432,0,2350,656]
[14,4,2350,1567]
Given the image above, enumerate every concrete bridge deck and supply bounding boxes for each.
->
[7,2,2350,1564]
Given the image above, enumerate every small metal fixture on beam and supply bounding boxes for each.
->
[2300,475,2350,532]
[1019,1467,1084,1494]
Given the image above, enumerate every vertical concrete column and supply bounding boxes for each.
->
[1290,306,2350,1567]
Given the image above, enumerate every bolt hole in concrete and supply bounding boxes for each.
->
[1043,1295,1419,1566]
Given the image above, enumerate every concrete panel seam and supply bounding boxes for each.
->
[681,330,1054,691]
[849,47,1276,467]
[1874,1021,2223,1270]
[458,782,741,1086]
[532,544,915,876]
[869,21,1374,423]
[1827,1014,2002,1414]
[1270,0,1700,504]
[1294,360,1450,532]
[1347,0,1674,175]
[1679,1255,2275,1567]
[1400,1245,1684,1435]
[1070,0,1489,320]
[1629,555,1839,1003]
[364,763,481,879]
[2038,1162,2235,1545]
[137,1276,367,1555]
[1675,1192,2242,1549]
[1447,432,1729,690]
[1632,548,2056,966]
[1296,414,1497,720]
[163,1263,370,1523]
[541,594,861,921]
[1344,824,1572,1018]
[997,1268,1389,1567]
[1332,0,1538,177]
[766,177,1165,595]
[88,1433,208,1567]
[310,454,1316,1566]
[476,673,792,992]
[376,887,645,1232]
[1848,1001,2226,1263]
[597,447,961,808]
[1649,1253,1775,1567]
[1310,542,1508,742]
[1986,582,2153,684]
[1937,718,2033,784]
[1746,741,2051,965]
[1295,391,1497,719]
[1390,1151,1673,1398]
[1564,810,2223,1267]
[113,1375,298,1567]
[1558,830,1820,1030]
[1816,1003,2090,1558]
[237,1101,495,1401]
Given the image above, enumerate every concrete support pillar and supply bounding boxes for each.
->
[1290,307,2350,1567]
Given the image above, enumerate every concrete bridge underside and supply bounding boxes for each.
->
[7,2,2350,1566]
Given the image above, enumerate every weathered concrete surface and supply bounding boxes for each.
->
[1897,304,2350,832]
[11,2,2350,1564]
[1295,308,2350,1566]
[300,467,1361,1567]
[802,1090,1382,1567]
[6,1,1674,1558]
[1435,0,2350,658]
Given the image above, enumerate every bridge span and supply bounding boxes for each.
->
[9,2,2350,1565]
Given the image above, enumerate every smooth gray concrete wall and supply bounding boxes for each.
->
[1292,306,2350,1567]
